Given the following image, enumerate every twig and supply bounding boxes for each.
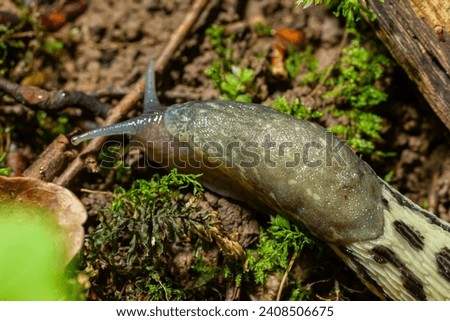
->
[54,0,210,187]
[305,28,349,100]
[153,0,209,74]
[23,134,74,181]
[0,77,111,118]
[80,188,114,197]
[276,252,297,301]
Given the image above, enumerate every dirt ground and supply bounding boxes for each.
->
[1,0,449,300]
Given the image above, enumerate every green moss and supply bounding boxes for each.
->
[186,253,244,299]
[83,169,245,300]
[323,37,391,110]
[322,29,393,155]
[283,24,393,156]
[272,96,323,120]
[295,0,384,26]
[285,45,319,81]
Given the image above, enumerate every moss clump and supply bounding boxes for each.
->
[246,215,319,299]
[272,96,323,120]
[83,169,243,300]
[323,29,393,155]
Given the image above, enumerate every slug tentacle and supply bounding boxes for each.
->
[143,60,161,112]
[72,61,163,146]
[71,112,164,145]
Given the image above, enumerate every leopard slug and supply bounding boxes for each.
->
[72,62,450,300]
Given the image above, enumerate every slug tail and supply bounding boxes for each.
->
[331,181,450,300]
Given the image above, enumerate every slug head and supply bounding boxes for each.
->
[71,60,163,146]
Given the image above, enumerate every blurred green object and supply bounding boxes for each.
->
[0,205,71,300]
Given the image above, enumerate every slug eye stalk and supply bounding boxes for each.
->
[71,60,163,146]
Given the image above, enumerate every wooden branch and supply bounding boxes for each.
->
[361,0,450,131]
[23,134,74,181]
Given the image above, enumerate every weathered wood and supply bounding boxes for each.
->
[361,0,450,131]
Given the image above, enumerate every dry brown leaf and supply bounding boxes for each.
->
[0,176,87,264]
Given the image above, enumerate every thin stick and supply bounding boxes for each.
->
[0,77,110,118]
[80,188,114,196]
[276,252,297,301]
[305,29,349,100]
[54,0,210,187]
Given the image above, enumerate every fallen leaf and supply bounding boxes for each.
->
[0,176,87,263]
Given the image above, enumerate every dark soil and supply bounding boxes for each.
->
[1,0,449,301]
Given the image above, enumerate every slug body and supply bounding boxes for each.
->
[72,62,450,300]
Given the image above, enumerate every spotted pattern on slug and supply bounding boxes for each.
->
[436,247,450,283]
[381,197,389,210]
[372,245,426,300]
[338,246,390,300]
[332,183,450,300]
[393,220,425,251]
[388,186,450,234]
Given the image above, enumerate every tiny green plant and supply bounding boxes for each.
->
[212,65,255,103]
[0,152,13,176]
[285,45,319,81]
[205,24,256,102]
[205,24,234,62]
[36,111,73,142]
[43,38,64,55]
